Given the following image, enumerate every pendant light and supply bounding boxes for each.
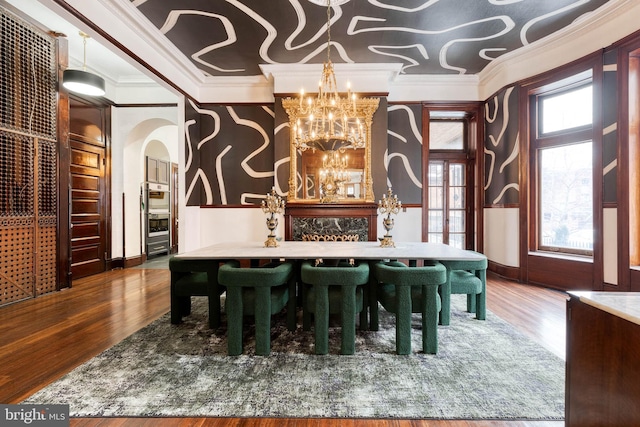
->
[62,31,106,97]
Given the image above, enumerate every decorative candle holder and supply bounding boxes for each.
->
[378,187,402,248]
[261,187,286,247]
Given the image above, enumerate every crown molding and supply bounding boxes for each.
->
[478,0,640,99]
[260,63,402,95]
[198,76,274,103]
[48,0,640,104]
[389,74,480,102]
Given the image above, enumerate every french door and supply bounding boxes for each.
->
[427,160,472,249]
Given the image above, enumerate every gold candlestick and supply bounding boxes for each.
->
[261,187,285,247]
[378,187,402,248]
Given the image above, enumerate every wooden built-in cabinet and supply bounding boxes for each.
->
[566,292,640,426]
[146,156,169,185]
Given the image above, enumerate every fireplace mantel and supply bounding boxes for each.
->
[284,202,378,241]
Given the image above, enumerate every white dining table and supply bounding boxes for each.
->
[172,240,488,327]
[173,240,487,262]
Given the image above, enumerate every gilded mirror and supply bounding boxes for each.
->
[282,97,379,203]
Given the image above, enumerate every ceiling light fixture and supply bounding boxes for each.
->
[62,31,106,97]
[291,0,364,152]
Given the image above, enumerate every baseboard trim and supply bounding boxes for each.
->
[488,260,520,281]
[123,254,146,269]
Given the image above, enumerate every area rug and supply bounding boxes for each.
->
[23,296,565,419]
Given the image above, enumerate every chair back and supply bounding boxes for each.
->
[300,260,369,286]
[374,261,446,287]
[218,260,293,287]
[440,253,488,272]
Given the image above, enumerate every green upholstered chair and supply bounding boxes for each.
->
[218,260,296,356]
[169,257,226,329]
[300,260,370,355]
[439,256,488,325]
[373,260,447,355]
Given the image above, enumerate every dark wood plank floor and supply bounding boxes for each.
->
[0,265,568,427]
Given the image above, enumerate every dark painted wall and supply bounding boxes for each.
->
[484,86,520,206]
[387,103,422,204]
[186,97,399,206]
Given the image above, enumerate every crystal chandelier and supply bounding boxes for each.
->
[292,0,364,151]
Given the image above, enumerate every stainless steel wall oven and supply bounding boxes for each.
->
[145,183,171,257]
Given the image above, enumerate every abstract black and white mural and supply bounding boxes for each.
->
[602,48,618,205]
[131,0,611,78]
[387,103,422,204]
[184,100,277,206]
[484,86,520,206]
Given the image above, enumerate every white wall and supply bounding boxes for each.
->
[377,207,423,243]
[197,208,272,249]
[483,208,519,267]
[111,106,179,260]
[177,206,424,252]
[603,208,618,285]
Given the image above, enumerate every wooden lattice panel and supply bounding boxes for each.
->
[0,9,57,139]
[0,131,34,216]
[38,139,57,216]
[0,9,58,306]
[36,218,57,295]
[36,139,58,295]
[0,217,34,304]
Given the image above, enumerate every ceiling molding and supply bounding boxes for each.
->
[260,63,402,95]
[95,0,205,83]
[389,74,480,102]
[197,76,275,104]
[478,0,640,99]
[45,0,203,98]
[43,0,640,104]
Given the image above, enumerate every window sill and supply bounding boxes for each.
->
[529,251,593,264]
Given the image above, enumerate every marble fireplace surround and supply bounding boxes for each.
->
[284,202,378,242]
[293,217,369,242]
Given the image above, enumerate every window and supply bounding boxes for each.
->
[539,85,592,134]
[429,121,464,150]
[533,79,593,256]
[538,142,593,252]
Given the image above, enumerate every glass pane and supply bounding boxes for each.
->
[449,163,465,186]
[428,233,443,244]
[539,142,593,252]
[430,121,464,150]
[429,187,443,209]
[428,163,443,186]
[449,233,464,249]
[449,210,465,233]
[541,85,592,134]
[449,187,464,209]
[428,211,443,233]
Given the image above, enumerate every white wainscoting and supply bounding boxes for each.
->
[483,207,519,267]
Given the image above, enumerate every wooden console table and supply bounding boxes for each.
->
[566,292,640,426]
[284,202,378,241]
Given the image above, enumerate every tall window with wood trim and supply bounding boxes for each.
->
[530,73,594,257]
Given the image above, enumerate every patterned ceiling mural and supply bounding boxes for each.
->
[130,0,610,77]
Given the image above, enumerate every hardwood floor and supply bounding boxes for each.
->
[0,265,568,427]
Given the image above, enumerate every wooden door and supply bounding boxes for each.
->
[69,97,110,280]
[70,139,106,278]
